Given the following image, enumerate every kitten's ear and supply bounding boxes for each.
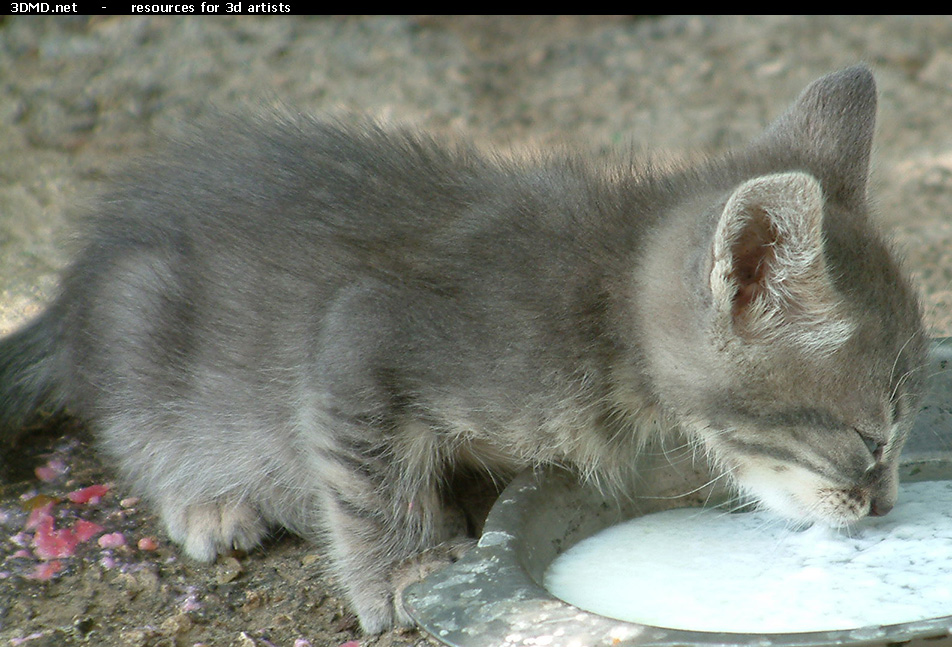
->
[710,171,853,351]
[756,65,876,206]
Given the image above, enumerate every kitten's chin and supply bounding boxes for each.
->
[730,461,874,528]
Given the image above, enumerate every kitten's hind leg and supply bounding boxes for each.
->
[101,422,271,561]
[159,497,268,562]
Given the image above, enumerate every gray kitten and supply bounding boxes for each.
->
[0,65,927,632]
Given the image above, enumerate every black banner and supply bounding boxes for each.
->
[4,1,295,13]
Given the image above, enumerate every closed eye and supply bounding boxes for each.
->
[856,428,884,462]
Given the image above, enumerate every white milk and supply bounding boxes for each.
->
[544,480,952,633]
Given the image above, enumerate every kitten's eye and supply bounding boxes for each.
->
[856,429,885,461]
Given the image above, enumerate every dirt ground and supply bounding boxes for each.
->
[1,15,952,647]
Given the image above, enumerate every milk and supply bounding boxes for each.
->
[544,480,952,633]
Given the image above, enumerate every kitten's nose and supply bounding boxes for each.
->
[869,497,893,517]
[862,463,897,517]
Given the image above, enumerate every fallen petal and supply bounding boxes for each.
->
[24,494,56,530]
[67,484,111,505]
[73,519,104,543]
[97,532,126,549]
[137,536,159,551]
[33,517,79,559]
[27,560,64,580]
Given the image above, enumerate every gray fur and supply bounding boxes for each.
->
[0,66,927,632]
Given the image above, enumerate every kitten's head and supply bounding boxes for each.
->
[639,66,928,527]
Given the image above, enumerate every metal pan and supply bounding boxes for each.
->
[405,339,952,647]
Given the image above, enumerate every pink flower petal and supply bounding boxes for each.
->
[33,516,79,559]
[97,532,126,548]
[26,560,63,580]
[67,484,111,505]
[137,536,159,551]
[25,501,55,530]
[34,466,58,482]
[35,457,67,481]
[73,519,104,543]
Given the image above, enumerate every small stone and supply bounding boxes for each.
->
[160,612,192,636]
[120,627,156,647]
[271,613,293,626]
[135,566,161,594]
[117,566,160,595]
[216,556,243,584]
[242,589,265,610]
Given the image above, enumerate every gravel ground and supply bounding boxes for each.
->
[1,15,951,647]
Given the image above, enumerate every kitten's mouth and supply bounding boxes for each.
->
[737,476,872,527]
[696,428,897,527]
[721,456,890,527]
[810,485,876,526]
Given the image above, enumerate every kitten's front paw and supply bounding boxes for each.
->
[160,499,267,561]
[391,538,475,627]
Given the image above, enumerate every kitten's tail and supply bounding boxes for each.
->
[0,306,68,442]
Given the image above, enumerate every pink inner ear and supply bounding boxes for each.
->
[730,207,778,320]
